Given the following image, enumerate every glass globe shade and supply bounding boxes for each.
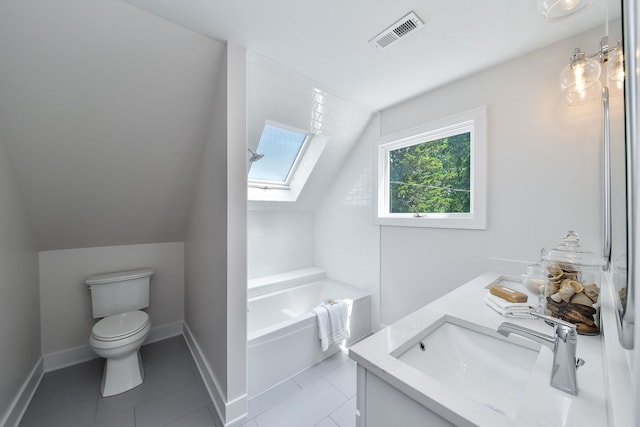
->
[560,56,602,105]
[538,0,595,21]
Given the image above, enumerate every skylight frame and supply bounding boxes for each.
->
[248,120,313,191]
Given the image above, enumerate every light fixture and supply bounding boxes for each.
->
[607,40,625,95]
[560,37,623,106]
[537,0,595,21]
[560,48,602,105]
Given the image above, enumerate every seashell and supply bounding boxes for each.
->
[576,323,600,334]
[568,302,596,316]
[547,267,563,281]
[560,308,595,326]
[561,279,584,293]
[570,292,594,307]
[583,283,600,302]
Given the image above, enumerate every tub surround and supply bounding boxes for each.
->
[349,272,626,427]
[247,268,372,397]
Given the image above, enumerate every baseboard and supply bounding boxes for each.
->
[182,322,248,426]
[43,321,184,372]
[145,321,183,344]
[0,357,43,427]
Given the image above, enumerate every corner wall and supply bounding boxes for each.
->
[317,24,620,326]
[0,136,40,426]
[184,43,247,426]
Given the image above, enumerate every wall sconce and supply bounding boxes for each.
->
[560,37,622,106]
[607,40,625,95]
[538,0,595,21]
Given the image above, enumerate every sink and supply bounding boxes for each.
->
[395,319,540,419]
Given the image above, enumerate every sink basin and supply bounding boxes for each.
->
[395,319,540,419]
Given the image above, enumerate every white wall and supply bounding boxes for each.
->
[315,115,382,330]
[184,44,247,425]
[318,24,620,326]
[38,242,185,356]
[0,136,40,423]
[248,210,315,279]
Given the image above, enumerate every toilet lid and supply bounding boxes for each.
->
[92,311,149,341]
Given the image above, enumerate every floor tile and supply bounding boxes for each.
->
[141,336,191,372]
[95,360,197,421]
[19,397,97,427]
[329,396,356,427]
[91,409,135,427]
[23,359,102,418]
[292,351,349,389]
[315,417,339,426]
[164,406,217,427]
[247,379,301,418]
[134,381,212,427]
[324,361,356,398]
[238,420,259,427]
[254,378,348,427]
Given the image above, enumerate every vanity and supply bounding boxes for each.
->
[348,272,634,427]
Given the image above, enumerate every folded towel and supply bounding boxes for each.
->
[484,295,537,319]
[327,300,350,344]
[312,300,350,351]
[312,306,331,351]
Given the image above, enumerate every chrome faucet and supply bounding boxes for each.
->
[497,312,585,395]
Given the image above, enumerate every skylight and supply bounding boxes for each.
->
[248,122,310,187]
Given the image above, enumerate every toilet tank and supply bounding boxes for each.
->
[86,269,154,318]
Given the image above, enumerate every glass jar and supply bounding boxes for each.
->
[542,231,605,335]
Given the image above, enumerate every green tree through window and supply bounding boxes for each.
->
[389,132,471,214]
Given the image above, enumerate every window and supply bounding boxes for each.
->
[376,106,487,229]
[248,122,311,189]
[247,120,325,203]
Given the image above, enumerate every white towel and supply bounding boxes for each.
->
[484,294,537,318]
[312,306,331,351]
[312,300,350,351]
[327,300,350,344]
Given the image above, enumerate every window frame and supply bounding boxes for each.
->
[375,106,487,229]
[247,120,312,191]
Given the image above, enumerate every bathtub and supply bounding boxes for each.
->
[247,268,372,397]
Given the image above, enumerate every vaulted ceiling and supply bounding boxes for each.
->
[0,0,225,250]
[0,0,619,250]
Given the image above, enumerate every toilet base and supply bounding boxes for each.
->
[101,351,144,397]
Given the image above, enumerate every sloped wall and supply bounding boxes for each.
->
[0,137,40,424]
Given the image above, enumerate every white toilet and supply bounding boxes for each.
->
[86,268,154,397]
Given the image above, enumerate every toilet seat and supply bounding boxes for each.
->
[91,310,150,342]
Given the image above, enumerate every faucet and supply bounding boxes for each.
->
[497,312,585,395]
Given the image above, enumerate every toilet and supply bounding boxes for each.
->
[86,268,154,397]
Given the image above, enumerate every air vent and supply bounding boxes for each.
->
[369,12,425,50]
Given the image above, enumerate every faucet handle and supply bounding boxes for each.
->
[530,311,577,337]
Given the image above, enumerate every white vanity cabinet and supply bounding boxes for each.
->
[348,273,616,427]
[355,365,456,427]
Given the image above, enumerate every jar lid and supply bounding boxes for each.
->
[543,230,605,267]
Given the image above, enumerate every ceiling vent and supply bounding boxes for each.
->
[369,12,425,51]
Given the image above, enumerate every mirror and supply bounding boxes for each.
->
[614,0,637,349]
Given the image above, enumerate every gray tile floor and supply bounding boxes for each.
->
[19,336,356,427]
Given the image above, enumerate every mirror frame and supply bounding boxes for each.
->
[618,0,637,349]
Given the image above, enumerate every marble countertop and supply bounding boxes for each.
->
[348,272,608,427]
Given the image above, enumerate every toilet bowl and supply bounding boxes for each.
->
[89,310,151,397]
